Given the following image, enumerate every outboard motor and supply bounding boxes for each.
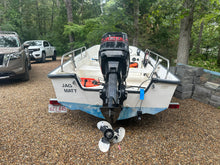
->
[99,32,130,123]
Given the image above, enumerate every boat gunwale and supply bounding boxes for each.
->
[48,45,181,83]
[48,73,180,93]
[48,45,180,94]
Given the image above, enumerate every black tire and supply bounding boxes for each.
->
[52,51,56,61]
[28,62,32,70]
[22,60,30,81]
[41,52,46,63]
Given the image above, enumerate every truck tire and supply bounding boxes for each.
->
[22,60,30,81]
[41,52,46,63]
[28,61,32,70]
[52,51,56,61]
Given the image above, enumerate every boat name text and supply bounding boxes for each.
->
[64,89,77,93]
[62,83,73,88]
[62,83,77,93]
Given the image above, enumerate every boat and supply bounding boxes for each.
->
[48,32,180,123]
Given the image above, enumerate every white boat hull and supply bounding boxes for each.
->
[48,45,179,120]
[50,75,178,120]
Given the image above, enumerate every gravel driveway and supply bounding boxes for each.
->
[0,59,219,164]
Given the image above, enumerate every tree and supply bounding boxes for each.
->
[64,0,74,49]
[132,0,139,46]
[36,0,42,35]
[0,0,219,71]
[195,20,204,54]
[177,0,195,65]
[192,0,216,55]
[139,0,181,62]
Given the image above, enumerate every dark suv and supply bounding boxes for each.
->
[0,31,31,81]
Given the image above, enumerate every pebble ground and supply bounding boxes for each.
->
[0,59,219,164]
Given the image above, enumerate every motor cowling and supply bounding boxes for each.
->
[99,32,130,123]
[99,32,130,82]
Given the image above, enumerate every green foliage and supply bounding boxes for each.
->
[0,0,219,70]
[189,0,220,70]
[139,0,181,62]
[189,54,220,72]
[63,16,121,49]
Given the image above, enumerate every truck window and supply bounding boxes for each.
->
[43,41,49,47]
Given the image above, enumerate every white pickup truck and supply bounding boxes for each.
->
[24,40,56,62]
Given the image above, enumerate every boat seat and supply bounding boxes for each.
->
[77,65,101,72]
[128,68,151,77]
[126,71,150,87]
[76,65,103,79]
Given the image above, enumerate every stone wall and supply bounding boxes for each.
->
[170,64,220,108]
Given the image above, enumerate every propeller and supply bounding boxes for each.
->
[97,121,125,152]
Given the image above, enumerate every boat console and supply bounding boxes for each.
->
[99,32,130,123]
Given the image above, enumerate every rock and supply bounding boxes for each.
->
[192,96,210,104]
[212,90,220,96]
[204,82,220,90]
[195,67,204,77]
[174,90,192,99]
[176,67,195,78]
[178,76,194,84]
[192,85,213,104]
[193,76,201,84]
[193,85,212,98]
[176,64,203,77]
[176,84,194,93]
[208,99,220,108]
[210,95,220,103]
[173,64,219,108]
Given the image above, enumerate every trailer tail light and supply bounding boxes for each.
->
[169,103,180,109]
[49,98,61,106]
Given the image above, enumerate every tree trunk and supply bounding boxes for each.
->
[1,0,7,24]
[64,0,74,49]
[132,0,139,46]
[177,0,194,65]
[196,20,204,54]
[78,0,84,23]
[19,0,23,33]
[36,0,42,35]
[56,0,60,7]
[50,0,55,31]
[100,0,104,15]
[64,0,73,23]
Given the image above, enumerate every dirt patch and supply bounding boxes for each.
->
[0,59,219,164]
